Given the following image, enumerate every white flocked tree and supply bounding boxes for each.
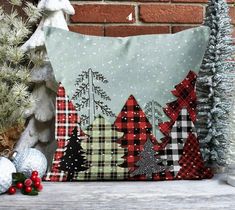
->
[196,0,234,167]
[227,96,235,187]
[14,0,75,168]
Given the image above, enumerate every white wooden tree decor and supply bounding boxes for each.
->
[14,0,75,168]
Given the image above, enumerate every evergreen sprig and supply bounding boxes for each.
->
[93,85,111,101]
[94,100,116,117]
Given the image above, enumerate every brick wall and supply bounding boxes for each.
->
[69,0,235,37]
[0,0,234,36]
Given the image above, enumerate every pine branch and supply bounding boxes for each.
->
[92,71,108,83]
[93,85,111,101]
[23,2,42,23]
[146,113,151,119]
[80,114,89,126]
[145,107,152,116]
[94,100,115,117]
[72,83,89,100]
[154,101,162,108]
[75,71,88,84]
[75,97,89,111]
[0,3,39,133]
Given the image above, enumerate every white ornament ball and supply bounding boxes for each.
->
[0,157,16,194]
[13,149,47,178]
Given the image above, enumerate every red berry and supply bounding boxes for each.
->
[32,171,38,177]
[35,177,41,183]
[16,182,23,189]
[24,179,32,187]
[37,184,43,192]
[34,181,41,188]
[31,175,37,182]
[25,186,32,193]
[8,186,16,195]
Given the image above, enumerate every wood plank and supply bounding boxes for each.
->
[1,174,235,210]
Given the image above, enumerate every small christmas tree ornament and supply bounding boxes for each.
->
[12,149,47,178]
[0,157,16,194]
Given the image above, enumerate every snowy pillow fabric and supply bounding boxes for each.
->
[44,26,213,181]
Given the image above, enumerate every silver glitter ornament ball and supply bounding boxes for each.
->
[13,149,47,178]
[0,157,16,194]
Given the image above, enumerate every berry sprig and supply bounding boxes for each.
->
[8,171,43,196]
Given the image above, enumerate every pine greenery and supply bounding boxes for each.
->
[196,0,234,165]
[0,0,41,133]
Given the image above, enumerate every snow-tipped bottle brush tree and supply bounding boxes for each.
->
[196,0,235,166]
[0,0,41,157]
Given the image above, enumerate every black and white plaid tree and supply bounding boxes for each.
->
[59,127,88,181]
[162,108,196,177]
[131,139,167,179]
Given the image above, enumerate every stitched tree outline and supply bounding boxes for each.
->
[72,68,115,126]
[145,100,164,137]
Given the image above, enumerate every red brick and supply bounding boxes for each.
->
[229,7,235,25]
[172,0,208,2]
[172,25,199,33]
[172,0,234,2]
[139,5,203,24]
[105,25,170,37]
[107,0,169,1]
[71,4,135,23]
[69,25,104,36]
[134,0,169,1]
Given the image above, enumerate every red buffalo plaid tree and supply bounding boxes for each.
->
[177,133,213,179]
[158,71,213,180]
[114,95,166,178]
[44,85,80,181]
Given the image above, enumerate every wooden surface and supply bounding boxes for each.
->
[1,174,235,210]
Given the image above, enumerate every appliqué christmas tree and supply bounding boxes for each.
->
[114,95,158,170]
[114,95,168,180]
[44,85,80,181]
[44,71,213,181]
[159,71,213,179]
[162,108,196,177]
[177,133,212,179]
[59,127,88,181]
[76,115,127,180]
[131,139,168,179]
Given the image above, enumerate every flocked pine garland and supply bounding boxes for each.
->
[196,0,235,165]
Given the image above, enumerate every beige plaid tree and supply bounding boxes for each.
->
[75,115,128,180]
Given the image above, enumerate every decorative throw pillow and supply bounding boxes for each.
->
[43,26,213,181]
